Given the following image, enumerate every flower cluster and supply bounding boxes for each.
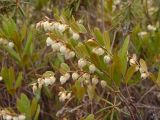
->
[36,21,79,40]
[0,38,8,45]
[138,31,148,38]
[129,54,139,72]
[0,38,14,48]
[89,64,97,73]
[32,71,56,94]
[71,72,79,80]
[72,71,107,88]
[147,24,157,32]
[103,55,111,64]
[69,28,80,40]
[92,47,104,56]
[139,67,150,79]
[129,54,150,79]
[0,109,26,120]
[92,46,112,64]
[46,37,75,60]
[138,24,157,38]
[0,76,3,81]
[36,21,67,33]
[58,90,72,102]
[147,0,159,15]
[60,73,70,84]
[78,58,87,69]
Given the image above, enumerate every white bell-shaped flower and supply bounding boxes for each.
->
[78,58,87,68]
[89,64,96,73]
[72,72,79,80]
[104,55,111,64]
[72,33,79,40]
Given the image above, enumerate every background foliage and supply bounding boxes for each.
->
[0,0,160,120]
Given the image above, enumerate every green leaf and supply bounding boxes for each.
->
[139,59,148,72]
[70,21,81,33]
[85,39,98,48]
[23,30,33,56]
[1,67,8,83]
[75,43,89,58]
[94,27,104,46]
[85,114,95,120]
[57,53,64,63]
[30,98,38,118]
[111,55,122,86]
[19,6,25,17]
[43,71,55,78]
[8,67,15,87]
[125,66,136,84]
[1,67,16,94]
[1,17,18,39]
[90,53,101,68]
[15,72,23,89]
[17,94,31,117]
[34,105,40,120]
[118,36,129,75]
[20,24,27,42]
[43,86,52,98]
[103,31,111,53]
[156,68,160,86]
[3,46,21,63]
[59,63,70,74]
[73,79,85,100]
[78,24,87,33]
[87,85,95,101]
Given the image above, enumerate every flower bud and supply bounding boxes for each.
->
[60,76,67,84]
[141,72,149,79]
[93,48,104,56]
[51,42,60,52]
[147,24,156,32]
[72,72,79,80]
[104,55,111,63]
[64,73,70,80]
[89,64,96,73]
[129,54,137,66]
[66,93,71,99]
[139,67,145,73]
[129,59,136,66]
[49,76,56,85]
[138,32,147,38]
[59,92,67,102]
[87,39,94,42]
[18,114,26,120]
[32,85,37,94]
[44,78,52,86]
[68,51,75,59]
[82,73,90,80]
[46,37,54,46]
[72,33,79,40]
[58,24,66,33]
[43,21,50,31]
[5,115,12,120]
[53,22,60,30]
[60,45,67,54]
[12,116,19,120]
[78,58,87,68]
[100,80,107,88]
[0,76,3,81]
[135,65,139,72]
[8,42,14,48]
[92,77,99,85]
[114,0,121,5]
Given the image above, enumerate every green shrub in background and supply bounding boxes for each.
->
[0,0,160,120]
